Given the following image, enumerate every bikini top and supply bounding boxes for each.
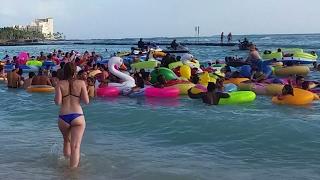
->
[62,79,81,99]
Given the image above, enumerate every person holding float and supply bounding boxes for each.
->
[202,82,230,105]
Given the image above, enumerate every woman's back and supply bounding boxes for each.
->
[54,62,89,168]
[56,79,89,115]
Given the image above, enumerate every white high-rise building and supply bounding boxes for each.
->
[30,18,54,39]
[12,17,56,39]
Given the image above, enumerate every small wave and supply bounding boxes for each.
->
[260,36,271,40]
[50,143,63,156]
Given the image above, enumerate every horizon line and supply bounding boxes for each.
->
[65,32,320,41]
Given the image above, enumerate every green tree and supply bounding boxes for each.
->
[0,27,45,41]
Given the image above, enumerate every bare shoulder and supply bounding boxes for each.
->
[55,80,63,88]
[74,79,86,86]
[58,80,67,85]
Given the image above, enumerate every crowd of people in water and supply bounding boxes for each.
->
[0,43,316,103]
[0,40,319,168]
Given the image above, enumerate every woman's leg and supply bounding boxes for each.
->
[58,120,71,157]
[70,117,86,168]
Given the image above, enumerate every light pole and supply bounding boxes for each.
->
[195,26,200,44]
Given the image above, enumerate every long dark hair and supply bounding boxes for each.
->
[63,62,76,80]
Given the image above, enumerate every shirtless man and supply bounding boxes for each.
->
[31,69,52,86]
[246,44,261,64]
[7,68,21,88]
[23,72,36,89]
[38,52,47,61]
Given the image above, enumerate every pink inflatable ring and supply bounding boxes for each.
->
[97,87,120,97]
[145,87,180,98]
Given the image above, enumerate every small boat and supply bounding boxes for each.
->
[238,39,253,50]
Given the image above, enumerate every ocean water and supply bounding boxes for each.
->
[1,34,320,180]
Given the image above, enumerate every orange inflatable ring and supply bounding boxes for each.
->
[27,85,55,93]
[272,88,314,105]
[153,51,167,58]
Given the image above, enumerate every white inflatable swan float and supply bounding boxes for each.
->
[108,57,136,91]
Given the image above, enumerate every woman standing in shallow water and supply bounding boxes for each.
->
[54,62,89,168]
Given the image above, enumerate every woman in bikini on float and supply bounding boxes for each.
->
[54,62,89,168]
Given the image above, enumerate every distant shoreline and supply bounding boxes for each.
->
[0,40,237,47]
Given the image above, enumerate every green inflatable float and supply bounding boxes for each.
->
[131,60,159,70]
[168,61,183,69]
[261,51,283,60]
[150,67,178,84]
[26,59,43,67]
[219,91,256,105]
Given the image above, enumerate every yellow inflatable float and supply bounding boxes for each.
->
[265,84,284,95]
[168,61,184,69]
[274,66,310,77]
[116,51,131,57]
[171,83,195,95]
[180,65,191,80]
[153,51,166,58]
[272,88,314,105]
[199,72,217,86]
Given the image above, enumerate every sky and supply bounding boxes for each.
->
[0,0,320,39]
